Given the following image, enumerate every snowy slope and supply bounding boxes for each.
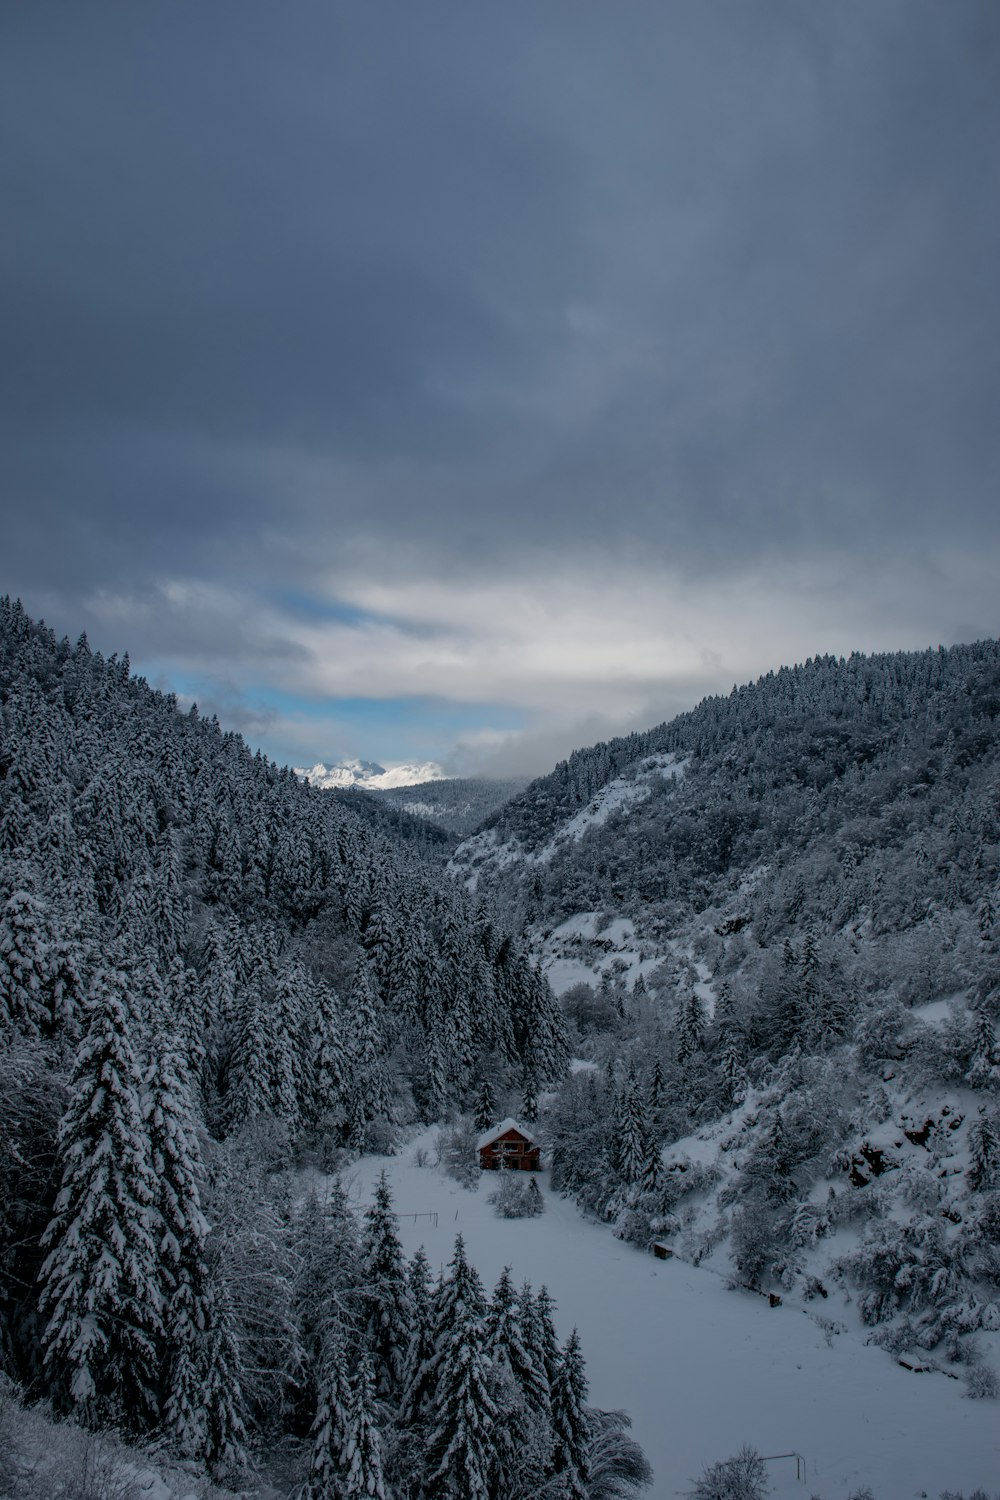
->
[345,1136,1000,1499]
[452,753,686,887]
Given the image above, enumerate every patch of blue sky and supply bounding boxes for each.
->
[258,688,523,734]
[126,657,522,766]
[271,588,462,643]
[270,588,376,628]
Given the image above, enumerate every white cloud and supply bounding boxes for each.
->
[77,547,998,776]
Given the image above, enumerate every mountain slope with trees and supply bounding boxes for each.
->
[0,596,587,1493]
[452,643,1000,1384]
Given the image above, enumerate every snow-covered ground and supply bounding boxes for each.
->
[344,1135,999,1500]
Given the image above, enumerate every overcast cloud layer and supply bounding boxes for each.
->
[2,2,998,774]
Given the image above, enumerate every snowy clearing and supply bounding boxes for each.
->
[344,1136,999,1500]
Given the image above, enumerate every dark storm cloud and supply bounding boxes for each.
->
[1,1,997,769]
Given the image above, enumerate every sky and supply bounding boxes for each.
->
[2,2,998,777]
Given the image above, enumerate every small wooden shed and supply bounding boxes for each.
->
[477,1118,541,1172]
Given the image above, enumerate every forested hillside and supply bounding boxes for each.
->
[0,597,578,1492]
[373,777,530,837]
[453,644,1000,1386]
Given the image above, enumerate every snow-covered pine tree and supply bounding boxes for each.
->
[533,1286,562,1393]
[397,1245,438,1435]
[966,1007,1000,1090]
[340,1354,388,1500]
[549,1327,591,1496]
[719,1035,748,1108]
[423,1235,485,1388]
[309,981,349,1128]
[676,990,706,1065]
[0,885,53,1040]
[38,969,164,1430]
[291,1184,361,1428]
[517,1281,554,1417]
[616,1072,648,1186]
[484,1266,548,1411]
[361,1170,412,1400]
[521,1069,539,1124]
[143,1036,212,1440]
[165,957,208,1086]
[225,978,301,1135]
[189,1274,250,1482]
[473,1076,497,1134]
[303,1330,354,1500]
[425,1240,496,1500]
[967,1109,1000,1191]
[347,961,391,1140]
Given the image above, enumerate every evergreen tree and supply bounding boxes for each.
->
[303,1332,354,1500]
[191,1276,251,1482]
[533,1285,561,1392]
[348,962,391,1137]
[616,1073,648,1185]
[967,1110,1000,1191]
[676,991,706,1065]
[291,1184,361,1427]
[473,1076,497,1134]
[408,1233,488,1450]
[361,1171,412,1399]
[310,981,349,1127]
[521,1069,539,1124]
[518,1281,556,1415]
[143,1037,211,1431]
[549,1328,591,1496]
[425,1240,496,1500]
[226,980,301,1133]
[0,885,53,1039]
[966,1008,1000,1091]
[398,1245,436,1428]
[340,1355,388,1500]
[38,972,164,1429]
[484,1266,547,1411]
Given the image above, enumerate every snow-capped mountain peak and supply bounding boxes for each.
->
[295,758,450,791]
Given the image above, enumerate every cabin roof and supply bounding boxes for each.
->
[476,1117,537,1151]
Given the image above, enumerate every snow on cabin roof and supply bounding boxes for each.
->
[476,1117,537,1151]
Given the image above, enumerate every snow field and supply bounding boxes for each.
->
[346,1136,999,1500]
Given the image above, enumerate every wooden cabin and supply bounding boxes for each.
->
[477,1118,541,1172]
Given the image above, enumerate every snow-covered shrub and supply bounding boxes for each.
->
[358,1114,397,1155]
[586,1407,654,1499]
[900,1164,941,1212]
[869,1319,919,1356]
[837,1217,958,1327]
[488,1168,544,1218]
[730,1199,778,1289]
[963,1362,999,1399]
[782,1200,832,1250]
[436,1116,481,1188]
[686,1443,769,1499]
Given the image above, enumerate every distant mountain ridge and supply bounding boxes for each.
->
[296,756,449,790]
[374,775,530,837]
